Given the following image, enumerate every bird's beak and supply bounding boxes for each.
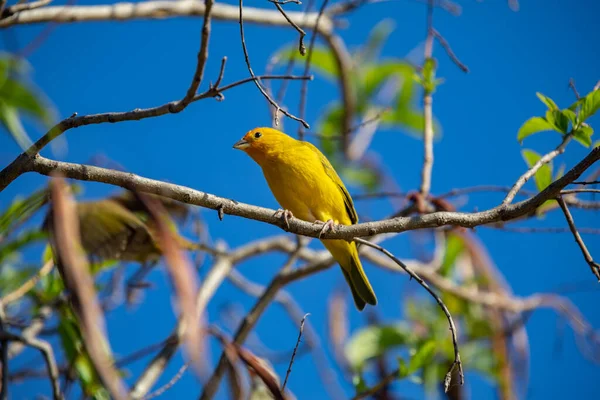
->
[233,138,250,150]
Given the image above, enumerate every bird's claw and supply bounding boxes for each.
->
[315,219,337,238]
[274,208,294,230]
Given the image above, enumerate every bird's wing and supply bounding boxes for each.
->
[303,142,359,225]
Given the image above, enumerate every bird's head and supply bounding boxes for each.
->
[233,127,293,165]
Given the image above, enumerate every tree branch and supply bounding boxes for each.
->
[503,134,572,205]
[0,1,334,32]
[556,196,600,280]
[2,147,597,240]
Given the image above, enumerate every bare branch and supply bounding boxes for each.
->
[503,134,572,205]
[298,0,330,139]
[432,28,469,72]
[170,0,214,113]
[0,330,63,400]
[0,1,335,31]
[142,364,189,400]
[6,146,596,240]
[0,260,54,305]
[239,0,309,128]
[199,254,334,400]
[4,0,52,15]
[354,237,463,391]
[273,2,306,55]
[556,196,600,280]
[281,313,309,391]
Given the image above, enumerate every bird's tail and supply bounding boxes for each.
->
[322,239,377,311]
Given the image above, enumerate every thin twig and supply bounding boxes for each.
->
[0,260,55,305]
[503,134,572,205]
[171,0,214,112]
[431,28,468,72]
[0,331,63,400]
[142,364,189,400]
[484,226,600,235]
[297,0,329,138]
[354,237,463,391]
[572,180,600,185]
[281,313,309,391]
[199,254,334,399]
[239,0,309,128]
[556,196,600,281]
[568,78,581,100]
[273,2,306,55]
[351,367,398,400]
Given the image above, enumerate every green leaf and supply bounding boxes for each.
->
[0,229,47,264]
[561,108,577,127]
[357,19,395,63]
[572,125,593,147]
[0,187,49,235]
[521,149,552,191]
[545,109,569,134]
[0,101,32,149]
[273,45,338,79]
[536,92,558,110]
[344,324,415,370]
[440,233,464,276]
[517,117,555,143]
[341,164,380,191]
[407,340,437,374]
[0,79,51,122]
[581,89,600,121]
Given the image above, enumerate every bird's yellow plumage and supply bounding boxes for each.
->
[233,127,377,310]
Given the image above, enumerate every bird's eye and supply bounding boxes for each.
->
[254,132,262,139]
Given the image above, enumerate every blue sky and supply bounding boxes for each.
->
[2,0,600,398]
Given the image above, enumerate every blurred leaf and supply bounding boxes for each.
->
[440,233,464,276]
[357,19,395,63]
[562,108,577,126]
[317,104,344,157]
[521,149,552,192]
[581,89,600,121]
[352,374,368,393]
[344,323,415,370]
[57,307,111,400]
[517,117,555,143]
[274,45,338,79]
[0,229,47,263]
[407,340,437,375]
[0,187,49,236]
[0,54,54,149]
[573,125,593,147]
[554,163,566,180]
[0,79,51,122]
[0,101,32,149]
[0,264,38,297]
[341,164,380,191]
[535,92,558,110]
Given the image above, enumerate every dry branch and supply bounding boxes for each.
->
[2,147,597,241]
[0,1,334,32]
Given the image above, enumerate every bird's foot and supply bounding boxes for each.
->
[274,208,294,230]
[315,219,337,238]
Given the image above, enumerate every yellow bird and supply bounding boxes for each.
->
[233,127,377,310]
